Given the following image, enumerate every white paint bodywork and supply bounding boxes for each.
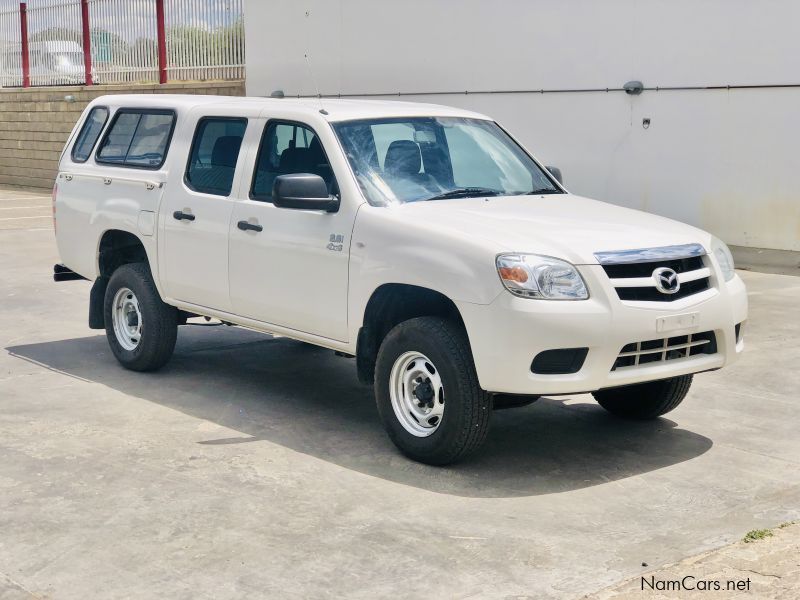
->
[55,94,748,395]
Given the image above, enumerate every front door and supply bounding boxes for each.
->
[228,119,353,342]
[161,112,248,311]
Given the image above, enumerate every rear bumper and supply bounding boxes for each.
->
[458,266,748,395]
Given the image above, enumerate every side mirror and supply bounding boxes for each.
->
[273,173,339,212]
[545,166,563,185]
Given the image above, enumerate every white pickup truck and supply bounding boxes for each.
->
[53,95,747,465]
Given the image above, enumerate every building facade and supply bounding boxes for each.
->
[244,0,800,259]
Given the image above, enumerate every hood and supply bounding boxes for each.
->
[390,194,712,264]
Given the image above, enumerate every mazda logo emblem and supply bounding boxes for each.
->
[652,267,680,294]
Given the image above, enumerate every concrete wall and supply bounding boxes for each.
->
[244,0,800,253]
[0,80,245,190]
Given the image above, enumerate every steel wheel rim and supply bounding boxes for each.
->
[389,351,445,437]
[112,287,142,351]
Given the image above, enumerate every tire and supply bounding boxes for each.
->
[374,317,491,465]
[592,375,693,419]
[104,262,177,372]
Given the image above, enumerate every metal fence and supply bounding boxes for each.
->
[0,0,244,87]
[0,4,22,86]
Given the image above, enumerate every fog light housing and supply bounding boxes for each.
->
[531,348,589,374]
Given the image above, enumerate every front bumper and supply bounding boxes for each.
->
[458,265,748,395]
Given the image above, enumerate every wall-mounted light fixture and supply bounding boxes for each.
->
[623,81,644,95]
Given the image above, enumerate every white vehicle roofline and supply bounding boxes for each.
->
[85,94,494,123]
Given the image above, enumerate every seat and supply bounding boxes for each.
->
[384,140,422,178]
[278,147,310,172]
[190,135,242,194]
[211,135,243,168]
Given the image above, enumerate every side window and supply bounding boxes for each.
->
[96,109,176,169]
[185,117,247,196]
[71,106,109,163]
[251,121,335,201]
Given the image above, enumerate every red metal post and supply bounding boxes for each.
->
[19,2,30,88]
[155,0,167,84]
[80,0,93,85]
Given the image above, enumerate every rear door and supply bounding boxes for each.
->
[160,109,248,311]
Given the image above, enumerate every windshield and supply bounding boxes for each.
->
[332,117,562,206]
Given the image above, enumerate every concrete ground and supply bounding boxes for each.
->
[588,522,800,599]
[0,189,52,232]
[1,188,799,599]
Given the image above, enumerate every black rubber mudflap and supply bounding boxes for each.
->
[88,277,109,329]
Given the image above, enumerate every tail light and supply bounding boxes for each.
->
[51,182,57,233]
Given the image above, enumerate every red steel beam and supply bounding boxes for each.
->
[19,2,29,88]
[80,0,93,85]
[155,0,167,84]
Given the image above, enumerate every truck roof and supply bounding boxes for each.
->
[88,94,493,123]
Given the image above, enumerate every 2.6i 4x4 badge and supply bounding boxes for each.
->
[652,266,680,294]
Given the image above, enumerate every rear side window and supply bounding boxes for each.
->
[71,106,108,163]
[185,117,247,196]
[96,109,176,169]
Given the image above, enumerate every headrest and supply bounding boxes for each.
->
[384,140,421,177]
[211,136,243,168]
[278,147,309,172]
[307,136,325,164]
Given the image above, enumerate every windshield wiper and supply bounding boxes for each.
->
[524,188,564,195]
[423,187,503,201]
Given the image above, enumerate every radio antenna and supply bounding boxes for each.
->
[304,53,328,115]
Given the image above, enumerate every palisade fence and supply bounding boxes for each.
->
[0,0,244,87]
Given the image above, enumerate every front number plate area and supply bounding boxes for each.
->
[656,312,699,333]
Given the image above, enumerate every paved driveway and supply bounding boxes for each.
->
[0,188,52,231]
[1,188,799,599]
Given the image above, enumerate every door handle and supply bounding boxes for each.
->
[173,210,195,222]
[237,220,263,232]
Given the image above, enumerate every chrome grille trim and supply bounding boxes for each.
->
[597,245,712,302]
[594,243,706,265]
[608,267,711,288]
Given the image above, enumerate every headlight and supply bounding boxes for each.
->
[496,253,588,300]
[711,237,735,281]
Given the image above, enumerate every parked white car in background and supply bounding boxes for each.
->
[1,41,85,85]
[53,95,747,464]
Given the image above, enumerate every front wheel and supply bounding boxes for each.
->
[104,263,177,372]
[592,375,693,419]
[374,317,491,465]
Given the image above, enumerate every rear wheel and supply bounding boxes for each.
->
[592,375,693,419]
[104,263,177,372]
[374,317,491,465]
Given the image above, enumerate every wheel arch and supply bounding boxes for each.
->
[355,283,468,385]
[97,229,152,276]
[89,229,164,329]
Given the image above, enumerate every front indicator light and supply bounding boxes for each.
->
[496,254,589,300]
[498,265,528,284]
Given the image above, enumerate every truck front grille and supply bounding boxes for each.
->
[611,330,717,371]
[595,244,712,303]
